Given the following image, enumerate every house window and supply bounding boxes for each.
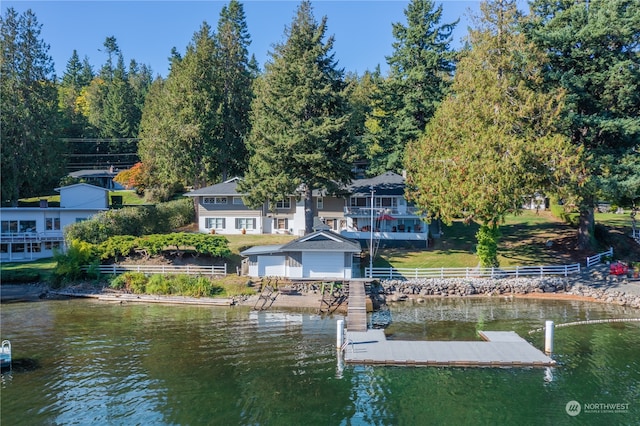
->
[325,218,336,230]
[275,198,291,209]
[375,197,397,208]
[1,221,18,234]
[46,218,61,231]
[204,197,228,205]
[274,218,288,230]
[350,197,367,207]
[205,218,226,229]
[75,218,87,223]
[236,218,256,230]
[19,220,36,233]
[232,197,244,205]
[45,241,61,250]
[317,197,324,210]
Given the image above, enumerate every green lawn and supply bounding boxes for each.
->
[0,258,57,283]
[375,210,627,269]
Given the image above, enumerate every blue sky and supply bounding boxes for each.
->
[5,1,497,79]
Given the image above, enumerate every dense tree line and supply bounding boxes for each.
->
[1,0,638,255]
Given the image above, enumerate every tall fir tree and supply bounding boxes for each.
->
[525,0,640,250]
[213,0,255,179]
[364,0,457,175]
[405,0,582,266]
[1,8,64,205]
[239,1,353,234]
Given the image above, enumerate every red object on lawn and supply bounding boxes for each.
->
[609,262,628,276]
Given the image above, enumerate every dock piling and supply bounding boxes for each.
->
[545,320,554,354]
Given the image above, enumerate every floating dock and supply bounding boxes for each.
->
[343,329,555,367]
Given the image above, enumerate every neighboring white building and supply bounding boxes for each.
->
[0,184,110,261]
[241,229,361,279]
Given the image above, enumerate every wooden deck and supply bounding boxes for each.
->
[346,281,367,332]
[343,329,555,367]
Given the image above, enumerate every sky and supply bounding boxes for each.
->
[4,1,500,79]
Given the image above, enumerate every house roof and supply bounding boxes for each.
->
[54,183,111,192]
[240,230,361,256]
[69,169,117,179]
[186,172,406,198]
[184,177,243,196]
[348,172,405,197]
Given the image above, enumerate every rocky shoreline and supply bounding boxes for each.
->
[378,277,640,308]
[3,265,640,309]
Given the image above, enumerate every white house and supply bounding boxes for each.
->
[184,177,346,237]
[240,229,361,279]
[0,184,110,261]
[185,173,429,245]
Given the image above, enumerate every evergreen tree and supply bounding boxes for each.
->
[139,22,221,192]
[365,0,457,174]
[405,0,582,266]
[525,0,640,250]
[213,0,255,179]
[239,1,353,234]
[1,8,64,205]
[58,50,94,138]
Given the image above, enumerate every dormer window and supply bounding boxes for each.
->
[204,197,228,205]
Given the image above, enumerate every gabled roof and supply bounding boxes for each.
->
[348,172,405,197]
[184,177,244,197]
[54,183,111,192]
[240,230,361,256]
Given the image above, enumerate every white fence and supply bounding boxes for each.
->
[365,264,581,280]
[586,247,613,268]
[84,264,227,276]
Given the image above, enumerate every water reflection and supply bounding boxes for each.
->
[1,298,638,425]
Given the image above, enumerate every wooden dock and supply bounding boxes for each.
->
[343,329,555,367]
[346,281,367,332]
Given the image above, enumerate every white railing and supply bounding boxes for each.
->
[586,247,613,268]
[84,264,227,276]
[0,232,65,243]
[365,264,581,280]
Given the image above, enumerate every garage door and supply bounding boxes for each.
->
[258,256,286,277]
[302,252,344,278]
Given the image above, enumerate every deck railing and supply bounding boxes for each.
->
[83,264,227,276]
[365,264,581,280]
[586,247,613,268]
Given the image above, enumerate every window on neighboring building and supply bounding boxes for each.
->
[317,197,324,210]
[46,218,61,231]
[45,242,61,250]
[274,218,288,230]
[236,218,256,230]
[275,198,291,209]
[233,197,244,205]
[204,197,228,205]
[1,220,18,234]
[19,220,36,232]
[205,218,226,229]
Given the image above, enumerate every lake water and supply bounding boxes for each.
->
[1,297,639,425]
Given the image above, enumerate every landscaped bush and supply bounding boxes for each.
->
[52,239,99,287]
[549,197,579,227]
[95,233,231,260]
[65,198,194,244]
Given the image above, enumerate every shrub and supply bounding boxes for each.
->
[476,224,501,268]
[52,239,98,287]
[145,274,172,295]
[110,272,148,293]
